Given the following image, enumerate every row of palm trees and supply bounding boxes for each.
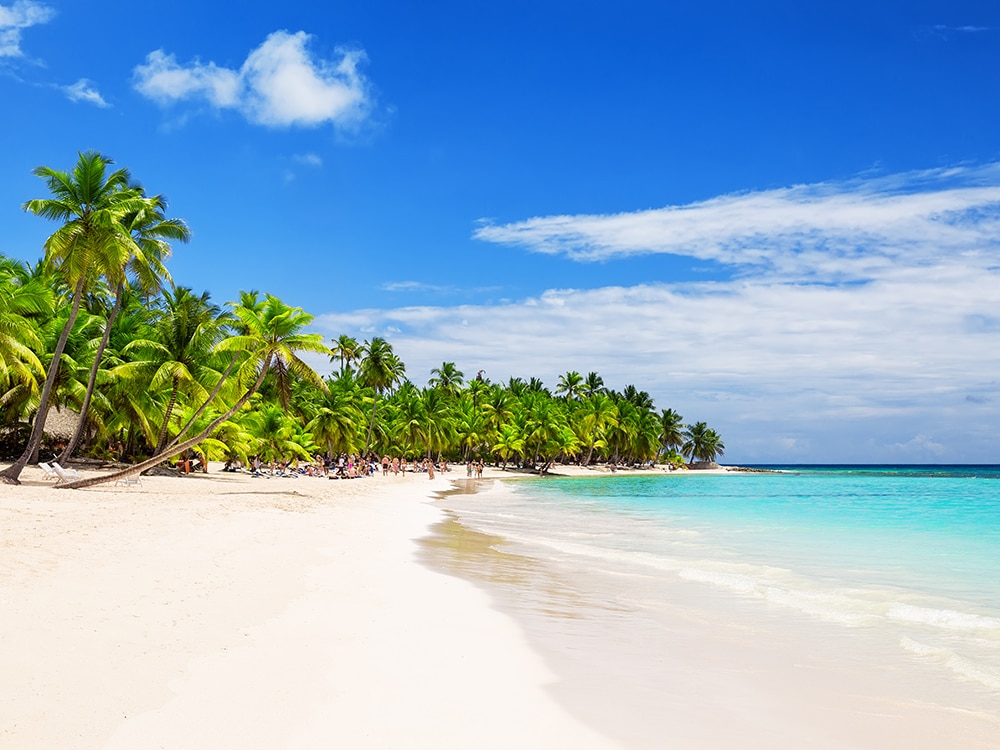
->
[0,151,725,486]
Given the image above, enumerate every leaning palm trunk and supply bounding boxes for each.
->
[0,278,86,485]
[57,284,123,466]
[165,353,239,451]
[58,355,272,489]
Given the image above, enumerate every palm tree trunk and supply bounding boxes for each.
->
[165,353,238,451]
[1,277,86,485]
[364,392,379,455]
[58,283,124,465]
[58,355,273,489]
[154,378,181,455]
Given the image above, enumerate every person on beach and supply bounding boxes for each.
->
[382,455,390,476]
[427,460,435,480]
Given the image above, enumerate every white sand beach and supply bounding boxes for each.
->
[0,463,616,749]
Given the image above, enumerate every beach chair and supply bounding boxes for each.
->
[39,461,59,480]
[38,461,59,481]
[51,462,81,483]
[114,473,142,487]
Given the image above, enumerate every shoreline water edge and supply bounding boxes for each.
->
[427,464,1000,749]
[3,461,999,748]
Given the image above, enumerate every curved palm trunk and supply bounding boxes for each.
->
[1,278,86,485]
[58,283,124,465]
[165,353,238,451]
[58,355,273,490]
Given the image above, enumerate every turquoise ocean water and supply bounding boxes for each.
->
[437,466,1000,714]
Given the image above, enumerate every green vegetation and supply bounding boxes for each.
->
[0,152,726,485]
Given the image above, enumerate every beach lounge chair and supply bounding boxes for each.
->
[51,462,81,483]
[38,461,60,481]
[114,473,142,487]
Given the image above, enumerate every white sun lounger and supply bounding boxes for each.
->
[114,473,142,487]
[38,461,60,481]
[51,462,81,483]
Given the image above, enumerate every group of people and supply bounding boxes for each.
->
[222,453,483,481]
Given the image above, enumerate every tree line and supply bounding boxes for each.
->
[0,151,725,487]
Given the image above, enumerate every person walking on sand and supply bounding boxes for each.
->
[428,460,436,480]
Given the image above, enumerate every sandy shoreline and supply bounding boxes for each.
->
[0,462,616,749]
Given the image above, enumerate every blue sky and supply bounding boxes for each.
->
[3,0,1000,463]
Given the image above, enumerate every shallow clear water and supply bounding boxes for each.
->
[442,466,1000,701]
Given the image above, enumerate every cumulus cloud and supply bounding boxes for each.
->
[0,0,54,58]
[61,78,109,107]
[317,165,1000,462]
[133,30,371,128]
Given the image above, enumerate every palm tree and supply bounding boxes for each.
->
[420,386,457,458]
[246,404,312,472]
[583,371,605,397]
[428,361,464,397]
[389,382,428,457]
[305,375,364,456]
[555,370,584,400]
[60,293,329,488]
[622,384,654,411]
[2,151,153,484]
[145,287,227,455]
[492,423,524,470]
[577,392,618,465]
[0,257,51,411]
[330,334,360,376]
[357,337,405,454]
[58,193,189,464]
[659,408,685,457]
[682,421,726,464]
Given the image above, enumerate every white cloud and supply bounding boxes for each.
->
[62,78,109,107]
[474,165,1000,282]
[133,31,371,129]
[293,153,323,167]
[316,165,1000,463]
[132,49,241,107]
[0,0,54,58]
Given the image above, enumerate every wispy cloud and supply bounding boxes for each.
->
[318,165,1000,462]
[61,78,109,107]
[0,0,54,58]
[933,24,991,33]
[133,30,371,129]
[293,152,323,167]
[381,281,453,293]
[474,165,1000,282]
[916,24,995,41]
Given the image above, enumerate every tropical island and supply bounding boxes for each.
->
[0,151,725,487]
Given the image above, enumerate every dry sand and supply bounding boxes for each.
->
[0,462,617,749]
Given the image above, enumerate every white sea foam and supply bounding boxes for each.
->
[901,637,1000,691]
[678,567,760,594]
[887,604,1000,632]
[899,635,947,658]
